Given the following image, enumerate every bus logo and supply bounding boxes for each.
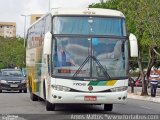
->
[88,86,93,91]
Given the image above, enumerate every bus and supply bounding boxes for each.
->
[26,8,138,111]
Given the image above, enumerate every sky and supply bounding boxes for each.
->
[0,0,102,37]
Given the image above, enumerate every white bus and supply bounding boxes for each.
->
[26,8,138,111]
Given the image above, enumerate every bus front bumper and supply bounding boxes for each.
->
[49,90,127,104]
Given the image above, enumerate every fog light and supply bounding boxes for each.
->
[122,96,126,100]
[58,96,62,99]
[118,97,121,100]
[53,95,57,99]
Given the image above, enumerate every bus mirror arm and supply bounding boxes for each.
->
[43,32,52,55]
[129,33,138,57]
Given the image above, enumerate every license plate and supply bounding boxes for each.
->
[10,84,18,87]
[84,96,97,101]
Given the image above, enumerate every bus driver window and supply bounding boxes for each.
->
[54,42,76,67]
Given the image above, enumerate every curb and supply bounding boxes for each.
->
[127,93,160,103]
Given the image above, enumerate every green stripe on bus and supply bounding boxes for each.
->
[97,81,107,86]
[88,81,99,86]
[88,80,117,86]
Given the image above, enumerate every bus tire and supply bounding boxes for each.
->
[46,101,55,111]
[104,104,113,111]
[30,92,38,101]
[29,82,38,101]
[43,80,46,100]
[38,97,44,101]
[28,79,38,101]
[0,89,2,93]
[28,79,32,93]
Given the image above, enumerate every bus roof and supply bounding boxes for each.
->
[50,8,125,18]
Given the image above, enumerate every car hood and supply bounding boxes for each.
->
[0,76,25,81]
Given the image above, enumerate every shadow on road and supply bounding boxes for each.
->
[0,91,24,93]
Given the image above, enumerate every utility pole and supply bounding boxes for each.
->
[100,0,104,3]
[49,0,50,11]
[21,14,30,47]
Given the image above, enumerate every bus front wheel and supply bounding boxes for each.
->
[104,104,113,111]
[46,101,55,111]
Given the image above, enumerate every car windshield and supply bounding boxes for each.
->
[1,70,22,76]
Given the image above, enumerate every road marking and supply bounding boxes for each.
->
[140,106,152,110]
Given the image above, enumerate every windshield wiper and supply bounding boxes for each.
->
[92,56,111,79]
[72,55,90,79]
[72,55,111,80]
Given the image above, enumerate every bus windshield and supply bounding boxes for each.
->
[52,37,128,79]
[52,16,128,80]
[53,16,126,36]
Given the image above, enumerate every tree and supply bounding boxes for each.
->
[0,37,25,69]
[89,0,160,96]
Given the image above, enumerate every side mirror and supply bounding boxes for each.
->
[129,33,138,57]
[43,32,52,55]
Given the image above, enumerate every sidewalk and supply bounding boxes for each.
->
[127,91,160,103]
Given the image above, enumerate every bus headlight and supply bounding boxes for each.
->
[110,86,128,92]
[0,80,7,84]
[51,85,71,92]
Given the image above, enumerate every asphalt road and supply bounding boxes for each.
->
[0,91,160,120]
